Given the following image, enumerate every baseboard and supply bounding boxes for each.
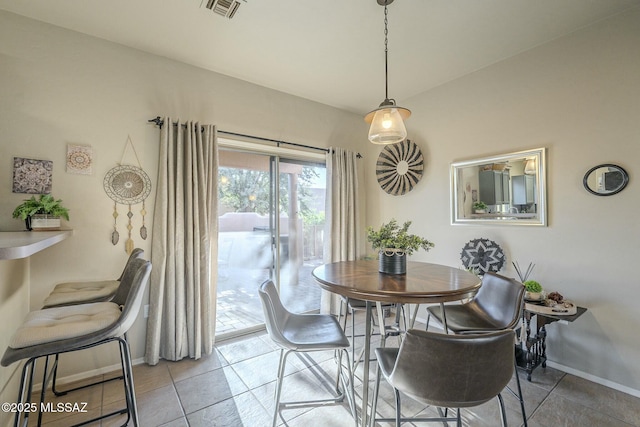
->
[545,360,640,399]
[30,357,145,392]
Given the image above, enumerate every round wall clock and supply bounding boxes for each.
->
[376,139,424,196]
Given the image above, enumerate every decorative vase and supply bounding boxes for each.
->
[29,214,61,231]
[379,249,406,275]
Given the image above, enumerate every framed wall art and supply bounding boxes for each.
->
[12,157,53,194]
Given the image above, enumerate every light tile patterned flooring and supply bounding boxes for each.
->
[24,313,640,427]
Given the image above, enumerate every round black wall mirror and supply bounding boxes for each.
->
[583,164,628,196]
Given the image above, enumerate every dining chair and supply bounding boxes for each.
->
[425,271,528,426]
[42,248,144,308]
[259,280,357,427]
[369,329,515,427]
[1,258,152,427]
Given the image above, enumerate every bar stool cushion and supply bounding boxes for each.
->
[9,302,121,349]
[42,280,119,308]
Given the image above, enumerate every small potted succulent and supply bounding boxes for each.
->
[366,219,434,274]
[12,194,70,231]
[524,280,543,300]
[473,201,488,214]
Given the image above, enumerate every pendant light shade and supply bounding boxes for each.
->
[365,100,411,144]
[524,158,537,175]
[366,0,410,145]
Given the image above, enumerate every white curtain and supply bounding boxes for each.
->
[321,147,360,314]
[145,118,218,365]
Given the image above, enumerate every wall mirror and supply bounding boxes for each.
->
[451,147,547,226]
[583,164,628,196]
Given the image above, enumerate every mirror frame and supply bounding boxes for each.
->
[583,164,628,196]
[450,147,547,226]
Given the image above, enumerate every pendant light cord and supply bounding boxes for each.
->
[384,3,389,101]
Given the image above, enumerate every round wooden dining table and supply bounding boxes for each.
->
[312,259,481,427]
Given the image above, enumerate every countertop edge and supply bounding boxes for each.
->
[0,230,73,260]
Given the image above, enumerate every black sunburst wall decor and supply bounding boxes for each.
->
[376,139,424,196]
[460,238,506,274]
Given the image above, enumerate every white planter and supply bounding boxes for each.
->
[525,291,542,301]
[30,214,61,231]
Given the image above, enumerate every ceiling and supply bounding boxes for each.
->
[1,0,639,116]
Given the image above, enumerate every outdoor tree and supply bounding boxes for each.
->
[218,166,323,225]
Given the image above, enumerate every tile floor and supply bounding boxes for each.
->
[23,313,640,427]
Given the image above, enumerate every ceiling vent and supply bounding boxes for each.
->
[205,0,244,19]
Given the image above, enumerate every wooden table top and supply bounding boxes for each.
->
[312,260,481,304]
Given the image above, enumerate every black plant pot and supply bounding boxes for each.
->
[25,216,32,231]
[378,250,407,275]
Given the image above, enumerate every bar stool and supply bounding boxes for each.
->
[1,258,151,427]
[370,329,515,427]
[42,248,144,308]
[426,271,528,426]
[259,280,357,427]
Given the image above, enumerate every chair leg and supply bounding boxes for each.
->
[37,355,51,426]
[394,388,402,427]
[369,363,383,427]
[513,358,527,426]
[410,304,419,329]
[425,312,431,331]
[272,349,288,427]
[337,349,358,427]
[497,393,508,427]
[119,337,139,427]
[13,357,36,427]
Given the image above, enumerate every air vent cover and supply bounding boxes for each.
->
[205,0,244,19]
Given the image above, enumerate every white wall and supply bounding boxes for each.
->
[364,8,640,394]
[0,9,366,411]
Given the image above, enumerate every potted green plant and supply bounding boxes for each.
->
[12,194,70,231]
[523,280,543,300]
[473,201,488,213]
[366,219,434,274]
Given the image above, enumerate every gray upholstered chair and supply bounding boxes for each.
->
[1,258,151,427]
[370,329,515,427]
[426,271,527,426]
[259,280,357,427]
[42,248,144,308]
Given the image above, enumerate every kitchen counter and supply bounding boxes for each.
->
[0,230,73,260]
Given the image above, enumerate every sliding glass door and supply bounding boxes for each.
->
[215,149,325,338]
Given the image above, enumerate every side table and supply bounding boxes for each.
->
[516,303,587,380]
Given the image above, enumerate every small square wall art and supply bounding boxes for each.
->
[66,143,93,175]
[12,157,53,194]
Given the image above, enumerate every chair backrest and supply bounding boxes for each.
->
[258,280,292,347]
[469,272,525,330]
[117,248,145,281]
[389,329,515,408]
[111,258,152,337]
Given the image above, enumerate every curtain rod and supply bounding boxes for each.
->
[147,117,361,158]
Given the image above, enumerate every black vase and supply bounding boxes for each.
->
[25,216,32,231]
[378,250,407,275]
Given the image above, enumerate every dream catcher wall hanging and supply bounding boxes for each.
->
[103,136,152,254]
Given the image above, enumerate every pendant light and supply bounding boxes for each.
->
[365,0,411,145]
